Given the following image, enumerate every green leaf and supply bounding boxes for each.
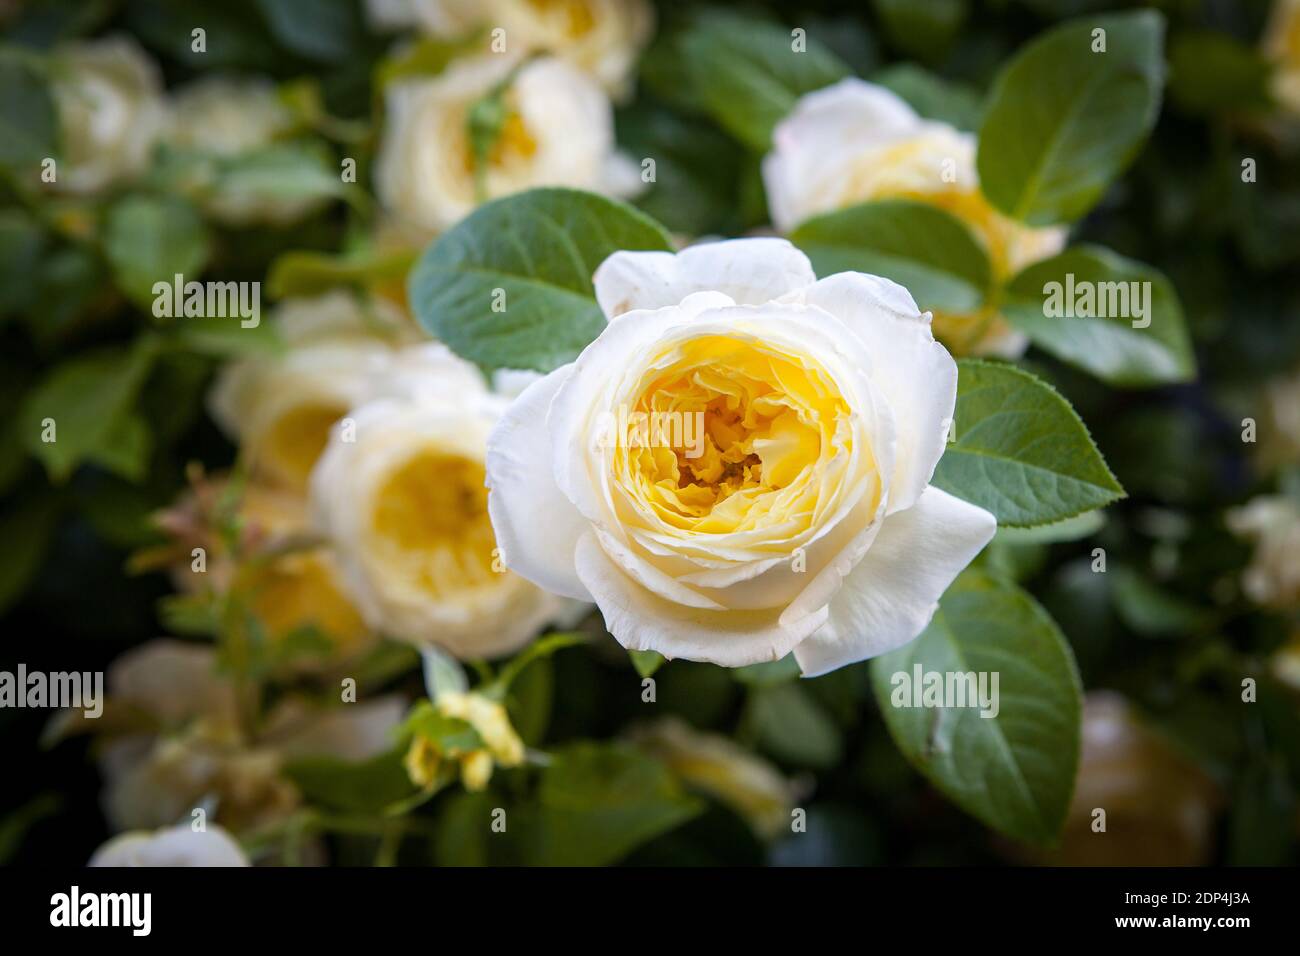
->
[103,195,211,308]
[282,748,418,815]
[404,700,485,753]
[871,0,967,63]
[255,0,359,63]
[993,510,1103,545]
[19,336,161,482]
[628,649,665,679]
[932,359,1124,526]
[408,188,673,373]
[0,49,58,168]
[870,568,1083,846]
[525,742,703,866]
[749,682,843,769]
[872,63,984,130]
[267,247,415,299]
[1002,245,1195,387]
[733,653,801,686]
[0,496,60,615]
[1168,31,1272,116]
[976,11,1165,225]
[679,14,851,151]
[790,199,992,313]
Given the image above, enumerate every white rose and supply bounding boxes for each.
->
[375,55,640,234]
[48,36,165,195]
[311,345,575,658]
[207,292,414,491]
[163,75,321,226]
[89,823,250,867]
[762,79,1067,356]
[369,0,652,98]
[485,238,996,677]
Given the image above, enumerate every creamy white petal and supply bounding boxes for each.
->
[486,366,593,601]
[782,272,955,514]
[793,486,995,677]
[593,238,816,318]
[575,532,826,667]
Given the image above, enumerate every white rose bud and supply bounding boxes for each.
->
[485,238,996,677]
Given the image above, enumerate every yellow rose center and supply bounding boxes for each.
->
[369,451,498,595]
[527,0,596,37]
[461,109,539,175]
[261,403,346,489]
[613,335,854,537]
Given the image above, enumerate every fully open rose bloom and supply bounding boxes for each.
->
[311,345,575,657]
[762,79,1066,356]
[486,239,995,676]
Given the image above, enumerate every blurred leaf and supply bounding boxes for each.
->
[283,748,418,815]
[1227,756,1295,865]
[733,654,801,686]
[750,682,843,769]
[872,0,967,63]
[871,569,1083,846]
[616,104,746,236]
[872,63,984,130]
[254,0,359,63]
[373,33,481,88]
[1111,566,1207,637]
[525,742,703,865]
[791,199,992,314]
[628,649,665,678]
[409,188,673,373]
[0,48,58,168]
[103,195,211,309]
[0,793,62,865]
[404,700,484,753]
[125,0,280,71]
[1168,31,1272,115]
[932,359,1124,526]
[19,336,160,482]
[1003,245,1194,387]
[977,11,1165,224]
[679,13,851,151]
[0,210,48,320]
[267,247,415,299]
[0,496,60,615]
[507,656,553,746]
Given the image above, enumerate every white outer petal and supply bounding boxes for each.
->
[763,79,923,231]
[575,532,826,667]
[593,238,816,318]
[485,366,592,600]
[792,486,996,677]
[780,272,956,514]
